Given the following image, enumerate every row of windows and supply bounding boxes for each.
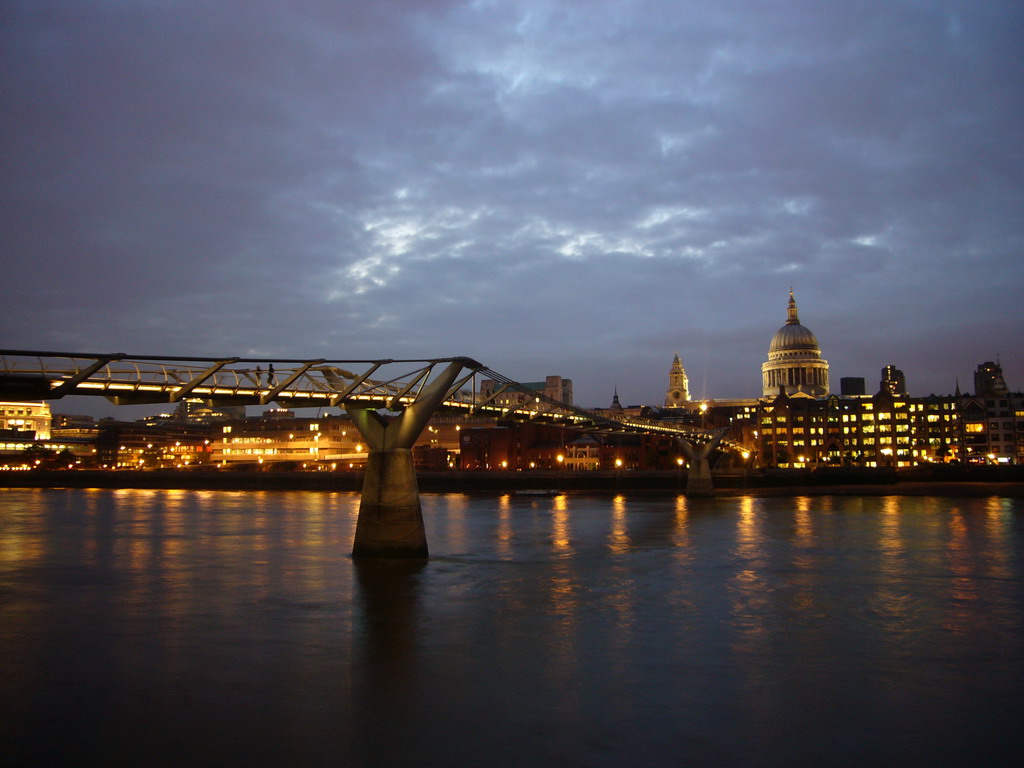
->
[763,411,958,425]
[963,422,1022,434]
[767,436,915,448]
[222,434,352,444]
[218,447,335,456]
[0,442,75,451]
[763,424,918,435]
[763,400,958,413]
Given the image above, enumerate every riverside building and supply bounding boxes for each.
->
[959,360,1024,464]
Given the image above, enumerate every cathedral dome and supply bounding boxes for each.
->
[761,289,830,398]
[769,321,820,353]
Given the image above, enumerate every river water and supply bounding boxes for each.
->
[1,489,1022,767]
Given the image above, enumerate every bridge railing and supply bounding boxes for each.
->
[0,350,482,407]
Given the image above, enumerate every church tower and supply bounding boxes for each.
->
[664,353,691,407]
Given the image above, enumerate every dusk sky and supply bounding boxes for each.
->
[3,0,1022,413]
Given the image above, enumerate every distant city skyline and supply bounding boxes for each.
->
[3,2,1021,411]
[24,334,1019,422]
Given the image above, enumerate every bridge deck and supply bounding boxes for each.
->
[0,349,747,449]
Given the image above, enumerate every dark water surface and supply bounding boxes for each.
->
[2,489,1022,767]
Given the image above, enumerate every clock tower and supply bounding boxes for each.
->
[664,353,690,407]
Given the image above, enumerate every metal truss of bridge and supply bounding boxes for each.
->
[0,349,747,556]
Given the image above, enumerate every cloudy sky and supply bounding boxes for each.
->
[3,0,1022,412]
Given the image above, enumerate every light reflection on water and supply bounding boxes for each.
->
[1,488,1023,767]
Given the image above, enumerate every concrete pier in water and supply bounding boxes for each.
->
[681,429,729,497]
[348,361,466,557]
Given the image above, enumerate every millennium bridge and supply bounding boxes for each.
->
[0,349,748,557]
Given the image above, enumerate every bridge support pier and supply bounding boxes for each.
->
[680,429,729,498]
[353,448,427,557]
[348,361,466,558]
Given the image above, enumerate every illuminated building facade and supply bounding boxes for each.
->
[960,360,1024,464]
[664,354,691,407]
[754,391,961,467]
[211,414,363,468]
[0,401,93,468]
[95,422,213,469]
[564,435,602,471]
[0,401,51,440]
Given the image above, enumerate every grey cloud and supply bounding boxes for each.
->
[2,0,1022,411]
